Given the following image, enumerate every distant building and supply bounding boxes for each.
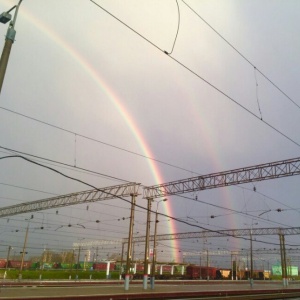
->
[272,264,298,276]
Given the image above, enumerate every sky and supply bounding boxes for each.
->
[0,0,299,268]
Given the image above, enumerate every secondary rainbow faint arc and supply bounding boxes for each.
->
[11,3,180,260]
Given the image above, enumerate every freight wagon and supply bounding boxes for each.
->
[93,262,116,271]
[0,259,6,268]
[161,265,172,272]
[7,260,31,269]
[186,265,221,280]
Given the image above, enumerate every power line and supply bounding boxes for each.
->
[177,194,294,229]
[89,0,300,148]
[4,132,298,222]
[0,143,296,231]
[165,0,180,55]
[0,106,195,175]
[0,144,130,184]
[0,154,297,247]
[181,0,300,111]
[0,182,57,196]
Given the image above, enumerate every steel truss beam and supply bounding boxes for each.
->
[183,249,300,257]
[73,239,122,248]
[0,182,140,218]
[73,227,300,247]
[131,227,300,243]
[143,157,300,199]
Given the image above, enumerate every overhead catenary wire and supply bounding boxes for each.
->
[164,0,180,55]
[254,67,263,120]
[0,144,131,184]
[0,182,58,196]
[1,114,298,219]
[0,142,297,231]
[177,194,293,229]
[0,154,299,248]
[0,149,296,232]
[89,0,300,149]
[1,105,300,212]
[0,138,298,246]
[0,106,196,175]
[181,0,300,111]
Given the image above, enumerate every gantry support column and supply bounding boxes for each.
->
[279,233,288,287]
[119,242,125,280]
[143,198,152,289]
[124,193,136,290]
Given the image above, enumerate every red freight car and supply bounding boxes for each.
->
[0,259,7,268]
[162,265,172,273]
[93,262,115,271]
[8,260,31,269]
[186,265,218,280]
[135,264,144,272]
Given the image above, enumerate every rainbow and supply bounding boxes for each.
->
[2,1,181,260]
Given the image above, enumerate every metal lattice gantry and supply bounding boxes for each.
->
[0,182,140,218]
[130,227,300,243]
[73,239,123,248]
[73,226,300,248]
[143,156,300,199]
[183,248,300,257]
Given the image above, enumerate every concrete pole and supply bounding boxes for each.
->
[76,246,81,280]
[150,206,159,289]
[150,198,167,289]
[106,261,110,279]
[143,198,152,290]
[279,234,288,287]
[206,249,209,280]
[250,230,254,287]
[119,242,125,280]
[5,245,11,271]
[124,193,136,290]
[0,1,22,94]
[18,221,29,281]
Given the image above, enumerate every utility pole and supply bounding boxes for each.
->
[143,198,152,290]
[4,245,12,279]
[250,229,253,287]
[5,245,12,271]
[124,193,136,290]
[279,233,288,286]
[150,199,167,289]
[119,242,125,280]
[0,0,23,93]
[76,245,81,280]
[247,221,258,287]
[206,249,209,280]
[19,221,29,281]
[199,254,202,279]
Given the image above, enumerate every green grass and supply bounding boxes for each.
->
[0,269,121,280]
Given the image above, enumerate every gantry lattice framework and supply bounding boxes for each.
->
[183,249,300,257]
[143,156,300,199]
[131,227,300,243]
[73,227,300,247]
[0,182,140,218]
[1,156,300,219]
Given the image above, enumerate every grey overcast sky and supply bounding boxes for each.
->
[0,0,299,264]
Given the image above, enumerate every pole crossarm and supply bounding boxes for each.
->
[71,227,300,248]
[184,250,230,256]
[130,227,300,243]
[73,239,123,248]
[0,182,140,218]
[183,248,300,257]
[143,157,300,198]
